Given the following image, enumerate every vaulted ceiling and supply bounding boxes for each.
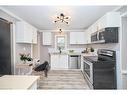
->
[3,6,118,30]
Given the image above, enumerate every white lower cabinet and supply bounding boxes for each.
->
[29,81,38,90]
[50,54,68,69]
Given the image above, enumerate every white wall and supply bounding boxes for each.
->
[120,17,127,89]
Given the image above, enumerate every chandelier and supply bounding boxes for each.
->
[54,13,69,24]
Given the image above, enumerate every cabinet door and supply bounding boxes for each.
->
[86,28,91,44]
[70,32,85,44]
[51,54,68,69]
[91,24,97,33]
[70,32,76,44]
[59,55,68,69]
[98,15,106,30]
[16,22,25,43]
[24,22,32,43]
[42,32,52,45]
[76,32,85,44]
[16,21,33,43]
[106,12,120,27]
[51,55,59,69]
[84,32,88,44]
[32,28,37,44]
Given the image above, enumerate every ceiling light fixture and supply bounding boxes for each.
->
[59,29,62,33]
[54,13,69,24]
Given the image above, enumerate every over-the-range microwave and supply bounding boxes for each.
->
[91,27,118,44]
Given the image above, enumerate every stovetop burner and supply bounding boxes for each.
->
[84,56,98,63]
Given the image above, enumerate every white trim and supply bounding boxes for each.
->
[55,34,67,51]
[117,15,123,89]
[0,7,38,30]
[122,70,127,75]
[39,29,86,32]
[11,23,16,75]
[111,6,124,12]
[0,7,22,21]
[120,11,127,17]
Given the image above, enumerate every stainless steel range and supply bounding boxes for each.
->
[83,49,117,89]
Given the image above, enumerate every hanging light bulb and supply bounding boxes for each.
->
[59,29,62,33]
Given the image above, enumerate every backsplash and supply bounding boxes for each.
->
[48,48,86,53]
[88,43,120,51]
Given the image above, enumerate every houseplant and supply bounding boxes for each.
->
[90,47,94,52]
[19,53,32,64]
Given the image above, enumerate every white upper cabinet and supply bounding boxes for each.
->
[16,21,31,43]
[42,32,52,45]
[32,27,37,44]
[85,29,91,44]
[16,21,37,44]
[85,12,120,44]
[97,12,120,30]
[84,32,88,44]
[70,32,87,44]
[88,12,120,33]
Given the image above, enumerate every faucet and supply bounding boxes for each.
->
[58,47,62,54]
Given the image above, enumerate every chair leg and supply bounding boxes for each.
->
[44,70,48,77]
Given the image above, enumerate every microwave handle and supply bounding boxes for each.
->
[97,31,99,40]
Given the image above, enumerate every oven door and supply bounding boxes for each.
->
[83,60,93,84]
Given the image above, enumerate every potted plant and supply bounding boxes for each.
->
[90,47,94,52]
[19,53,32,64]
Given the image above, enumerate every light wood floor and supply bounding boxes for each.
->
[33,70,89,89]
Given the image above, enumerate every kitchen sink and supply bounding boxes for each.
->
[51,52,67,55]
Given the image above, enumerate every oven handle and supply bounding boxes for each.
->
[83,59,93,84]
[83,60,92,66]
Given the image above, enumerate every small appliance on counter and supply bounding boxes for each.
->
[81,47,95,54]
[81,48,89,53]
[82,49,117,89]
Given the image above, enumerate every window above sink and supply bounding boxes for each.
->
[55,35,67,50]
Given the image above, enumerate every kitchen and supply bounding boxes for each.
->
[0,6,126,89]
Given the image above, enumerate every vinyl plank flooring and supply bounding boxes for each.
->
[32,70,89,89]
